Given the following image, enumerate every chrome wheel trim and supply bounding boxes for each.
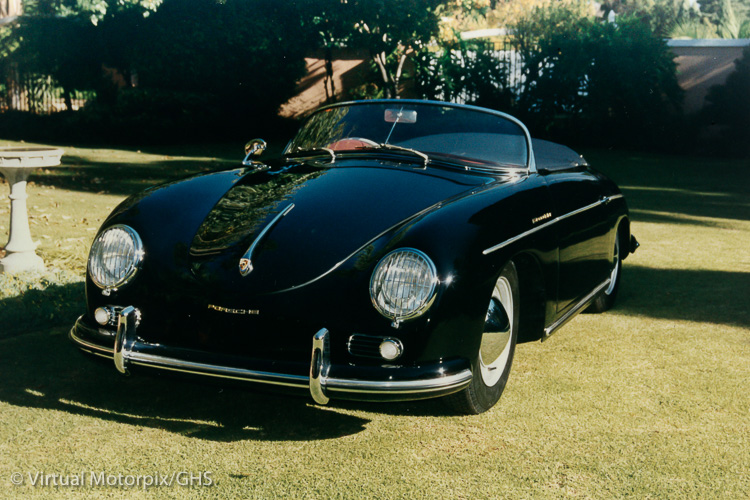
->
[605,232,620,296]
[479,276,514,387]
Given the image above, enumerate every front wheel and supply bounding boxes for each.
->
[445,261,520,415]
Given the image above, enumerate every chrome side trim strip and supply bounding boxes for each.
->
[482,217,559,255]
[240,203,295,276]
[543,278,610,339]
[559,199,604,221]
[483,199,603,255]
[309,329,331,404]
[326,369,472,395]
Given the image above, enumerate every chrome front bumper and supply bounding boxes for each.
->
[70,307,472,404]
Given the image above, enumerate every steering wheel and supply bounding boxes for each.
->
[327,137,378,151]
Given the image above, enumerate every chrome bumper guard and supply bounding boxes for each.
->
[71,307,472,405]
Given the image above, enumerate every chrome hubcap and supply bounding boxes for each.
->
[605,233,620,296]
[479,276,513,386]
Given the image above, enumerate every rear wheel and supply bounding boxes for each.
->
[588,228,622,313]
[445,261,519,415]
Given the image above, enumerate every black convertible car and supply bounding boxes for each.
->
[70,100,638,414]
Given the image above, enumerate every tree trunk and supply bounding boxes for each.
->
[394,49,411,97]
[324,46,335,103]
[63,89,73,112]
[373,51,396,98]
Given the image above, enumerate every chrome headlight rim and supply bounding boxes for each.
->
[369,247,438,322]
[88,224,144,290]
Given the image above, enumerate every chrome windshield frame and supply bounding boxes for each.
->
[285,99,537,174]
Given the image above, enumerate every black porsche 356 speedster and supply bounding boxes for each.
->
[70,100,638,414]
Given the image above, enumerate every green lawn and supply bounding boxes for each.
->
[0,140,748,498]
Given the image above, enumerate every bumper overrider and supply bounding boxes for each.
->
[69,306,472,404]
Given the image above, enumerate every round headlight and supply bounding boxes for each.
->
[88,224,144,289]
[369,248,438,322]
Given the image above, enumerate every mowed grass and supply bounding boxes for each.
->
[0,139,748,498]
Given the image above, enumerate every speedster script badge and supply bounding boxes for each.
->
[207,304,260,315]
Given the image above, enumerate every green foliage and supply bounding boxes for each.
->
[1,15,103,107]
[128,0,307,122]
[667,0,750,39]
[697,0,750,26]
[77,88,219,141]
[512,5,683,148]
[20,0,162,24]
[663,0,750,38]
[1,0,309,141]
[513,7,592,127]
[715,0,748,37]
[347,0,444,97]
[670,18,724,38]
[702,46,750,156]
[600,0,702,36]
[414,40,514,111]
[346,81,387,100]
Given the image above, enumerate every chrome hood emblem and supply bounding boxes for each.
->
[239,258,252,276]
[239,203,295,276]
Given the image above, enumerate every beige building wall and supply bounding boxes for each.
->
[669,39,750,114]
[279,50,368,119]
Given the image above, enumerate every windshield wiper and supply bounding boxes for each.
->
[377,143,429,168]
[285,147,336,164]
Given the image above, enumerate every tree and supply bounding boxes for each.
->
[1,0,311,141]
[697,0,750,27]
[414,39,514,111]
[1,15,103,110]
[1,0,167,110]
[435,0,493,40]
[512,4,683,147]
[295,0,355,103]
[123,0,308,120]
[437,0,591,39]
[347,0,444,98]
[599,0,701,36]
[18,0,162,23]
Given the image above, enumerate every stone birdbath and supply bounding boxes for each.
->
[0,147,64,274]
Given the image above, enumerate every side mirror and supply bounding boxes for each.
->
[242,138,267,165]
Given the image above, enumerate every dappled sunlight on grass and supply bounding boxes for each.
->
[0,145,748,497]
[629,208,743,228]
[0,138,241,197]
[0,328,369,443]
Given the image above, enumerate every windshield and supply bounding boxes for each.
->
[286,101,529,169]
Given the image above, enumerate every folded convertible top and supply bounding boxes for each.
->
[532,139,588,171]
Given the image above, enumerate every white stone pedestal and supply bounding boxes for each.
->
[0,147,64,274]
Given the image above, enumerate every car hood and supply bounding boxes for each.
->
[188,159,499,293]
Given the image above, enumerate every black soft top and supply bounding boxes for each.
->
[532,139,588,171]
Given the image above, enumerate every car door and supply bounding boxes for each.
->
[544,168,612,314]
